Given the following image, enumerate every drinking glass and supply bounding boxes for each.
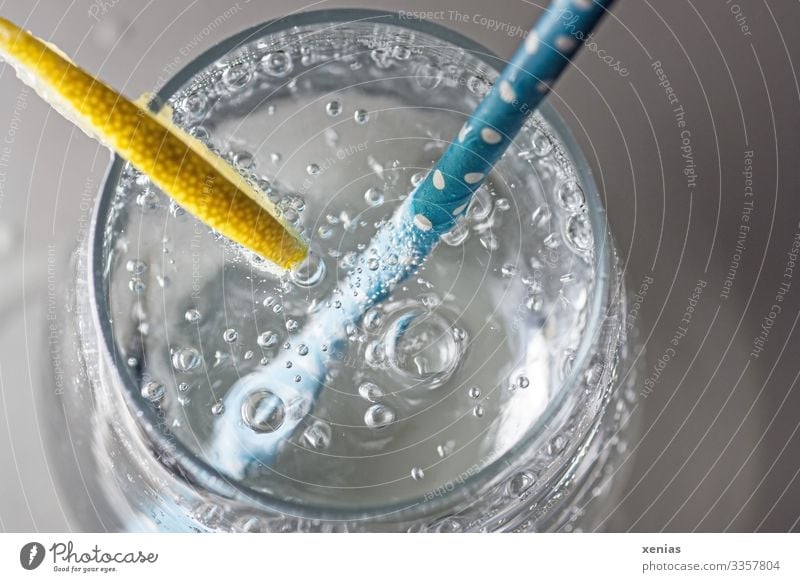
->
[44,9,637,532]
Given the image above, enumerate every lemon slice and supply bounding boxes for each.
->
[0,17,307,269]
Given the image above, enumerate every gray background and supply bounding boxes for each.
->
[1,0,799,532]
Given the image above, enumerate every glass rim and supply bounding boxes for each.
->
[88,7,612,524]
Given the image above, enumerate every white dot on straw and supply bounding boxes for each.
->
[414,214,432,231]
[525,32,540,54]
[458,124,471,142]
[499,80,516,103]
[537,80,553,93]
[481,127,502,144]
[556,35,577,52]
[573,0,594,10]
[453,203,468,215]
[464,172,484,184]
[433,170,445,190]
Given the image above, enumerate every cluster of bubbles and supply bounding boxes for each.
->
[111,33,596,510]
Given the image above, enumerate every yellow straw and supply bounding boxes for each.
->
[0,17,308,269]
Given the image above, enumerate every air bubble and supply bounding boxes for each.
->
[415,62,443,90]
[183,92,208,120]
[354,109,369,124]
[222,62,253,90]
[547,434,568,456]
[441,220,469,246]
[557,180,585,210]
[188,125,210,142]
[211,401,225,416]
[136,190,159,212]
[169,201,186,219]
[468,386,481,399]
[543,232,560,249]
[257,331,278,348]
[495,198,511,211]
[530,128,553,157]
[392,45,411,60]
[223,329,238,343]
[141,381,165,403]
[325,100,342,116]
[126,259,147,275]
[566,213,593,252]
[363,308,383,331]
[306,163,320,176]
[241,390,286,434]
[466,75,489,96]
[291,253,326,287]
[501,264,518,278]
[129,278,146,293]
[384,308,462,389]
[437,441,455,458]
[303,421,332,449]
[411,467,425,481]
[506,471,536,496]
[232,151,254,170]
[358,382,384,403]
[364,404,396,429]
[172,347,202,372]
[473,405,485,418]
[260,51,293,77]
[364,186,384,206]
[531,205,551,228]
[286,396,311,420]
[468,187,493,221]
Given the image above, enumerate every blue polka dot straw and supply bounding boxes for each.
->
[411,0,615,237]
[210,0,617,474]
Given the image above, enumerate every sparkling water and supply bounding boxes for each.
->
[105,23,595,512]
